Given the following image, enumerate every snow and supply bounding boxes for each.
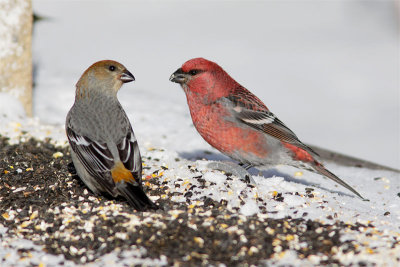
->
[0,92,25,119]
[0,93,66,145]
[0,0,28,59]
[0,0,399,266]
[203,171,226,185]
[240,200,260,216]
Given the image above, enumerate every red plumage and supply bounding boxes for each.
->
[170,58,364,199]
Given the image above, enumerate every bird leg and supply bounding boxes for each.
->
[239,162,253,170]
[206,161,256,184]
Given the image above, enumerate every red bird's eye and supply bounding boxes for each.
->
[189,69,199,75]
[109,65,116,71]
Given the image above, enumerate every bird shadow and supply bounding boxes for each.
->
[178,149,356,199]
[179,149,231,162]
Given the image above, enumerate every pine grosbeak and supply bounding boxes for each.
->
[170,58,364,199]
[66,60,157,210]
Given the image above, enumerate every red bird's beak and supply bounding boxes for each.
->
[120,69,135,83]
[169,68,189,84]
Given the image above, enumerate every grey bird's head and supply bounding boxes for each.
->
[76,60,135,98]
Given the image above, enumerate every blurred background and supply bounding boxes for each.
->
[32,0,399,169]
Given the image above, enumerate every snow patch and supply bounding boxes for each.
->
[203,171,226,185]
[0,92,25,119]
[240,199,259,216]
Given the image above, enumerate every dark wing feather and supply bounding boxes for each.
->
[66,126,116,193]
[117,128,143,185]
[67,126,155,209]
[224,93,319,156]
[116,128,157,209]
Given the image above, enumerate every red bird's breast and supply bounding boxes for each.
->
[186,93,269,161]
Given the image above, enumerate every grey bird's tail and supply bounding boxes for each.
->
[116,182,159,211]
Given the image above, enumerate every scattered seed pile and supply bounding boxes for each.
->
[0,136,397,266]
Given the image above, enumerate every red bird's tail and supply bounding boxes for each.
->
[312,163,365,200]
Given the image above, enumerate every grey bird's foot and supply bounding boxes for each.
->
[206,161,256,184]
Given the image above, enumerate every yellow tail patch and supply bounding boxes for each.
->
[111,161,135,183]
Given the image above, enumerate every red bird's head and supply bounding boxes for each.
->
[170,58,240,102]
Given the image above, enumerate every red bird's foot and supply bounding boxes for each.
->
[206,161,256,184]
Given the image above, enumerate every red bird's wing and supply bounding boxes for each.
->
[224,90,318,157]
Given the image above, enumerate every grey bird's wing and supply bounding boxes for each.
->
[115,126,143,185]
[66,126,117,194]
[66,125,142,184]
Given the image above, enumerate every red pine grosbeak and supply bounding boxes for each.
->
[170,57,364,199]
[66,60,158,210]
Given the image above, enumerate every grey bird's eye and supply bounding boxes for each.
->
[109,65,116,71]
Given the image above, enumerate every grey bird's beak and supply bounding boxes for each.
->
[169,68,188,84]
[120,69,135,83]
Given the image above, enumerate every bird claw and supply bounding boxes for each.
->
[206,161,256,185]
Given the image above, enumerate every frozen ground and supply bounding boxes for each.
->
[1,100,400,266]
[1,0,399,266]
